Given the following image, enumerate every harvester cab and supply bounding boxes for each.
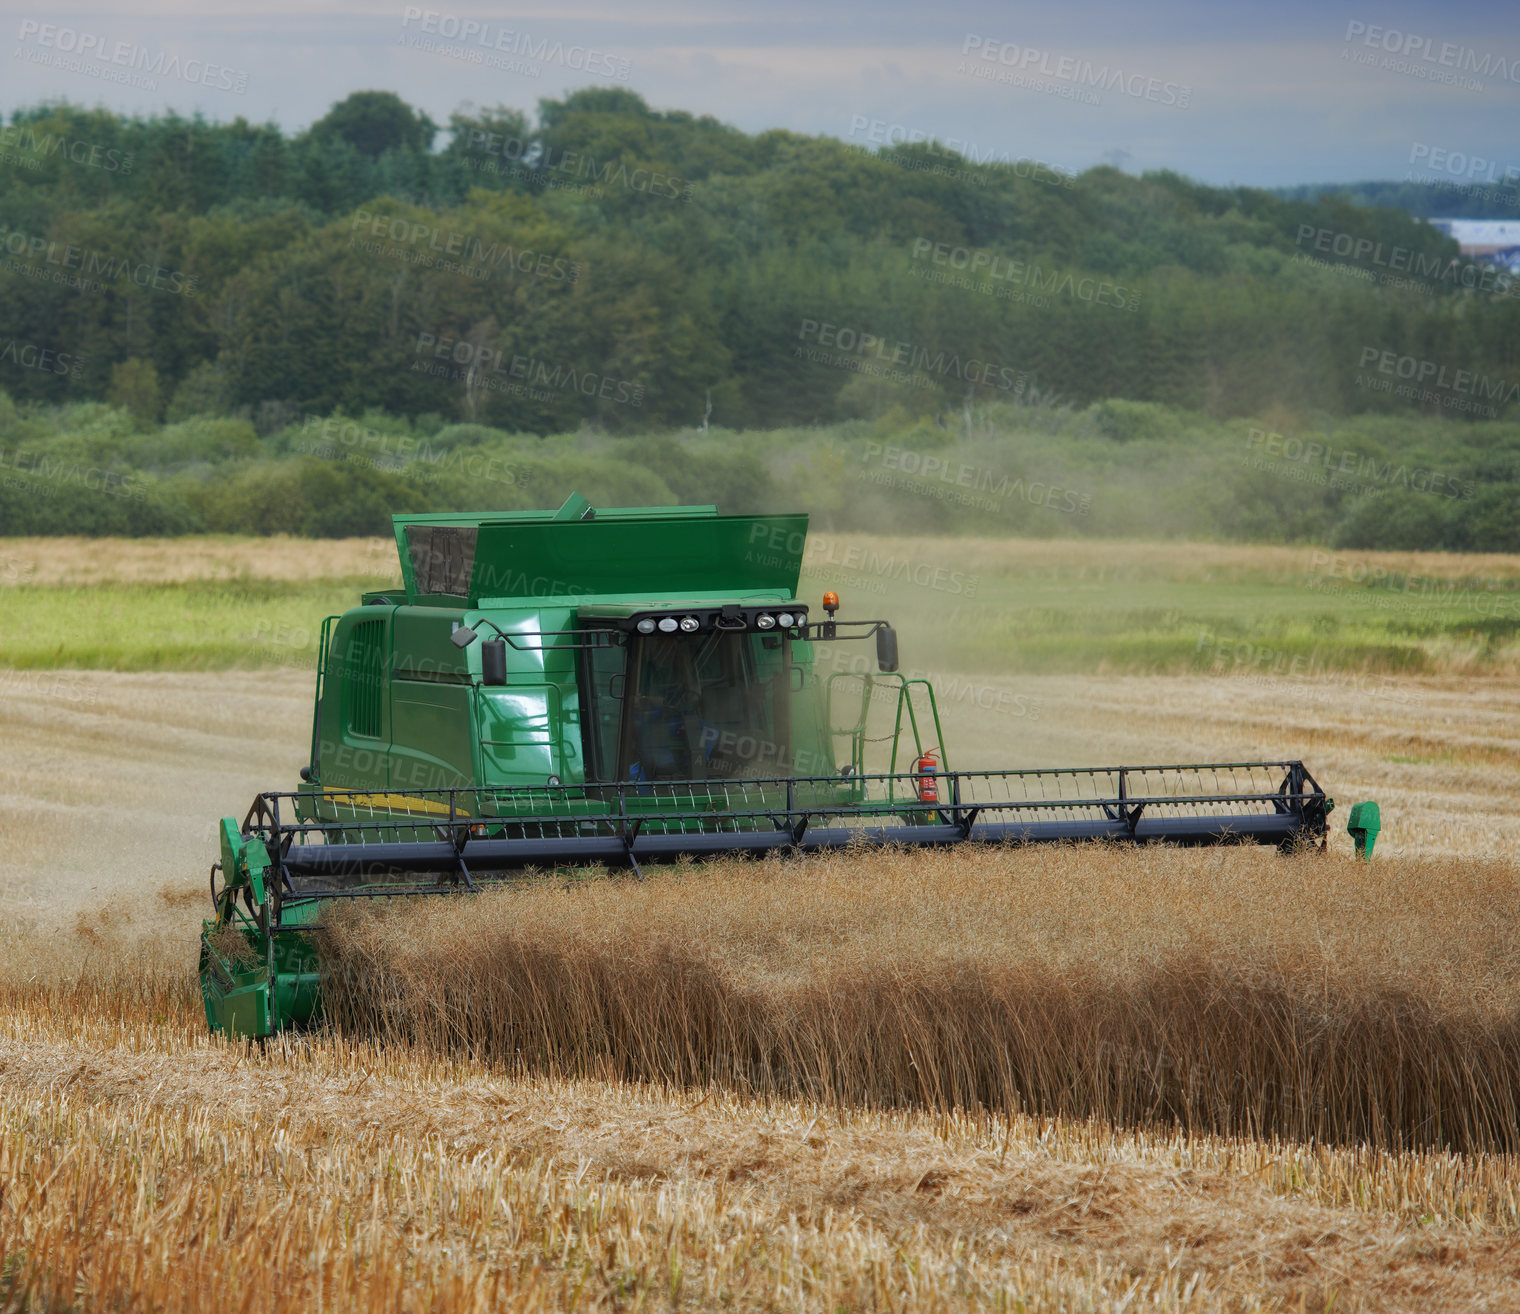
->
[304,492,922,803]
[200,493,1370,1038]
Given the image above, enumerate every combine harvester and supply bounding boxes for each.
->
[201,495,1381,1037]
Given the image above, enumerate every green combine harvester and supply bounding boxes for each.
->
[201,494,1380,1037]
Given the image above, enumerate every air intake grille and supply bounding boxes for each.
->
[345,619,386,738]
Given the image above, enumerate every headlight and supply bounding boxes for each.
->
[547,774,561,786]
[637,618,656,634]
[755,613,776,630]
[658,617,679,633]
[777,612,794,628]
[679,615,700,633]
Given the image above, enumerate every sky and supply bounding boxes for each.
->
[5,0,1519,188]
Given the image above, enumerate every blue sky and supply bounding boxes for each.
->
[6,0,1518,186]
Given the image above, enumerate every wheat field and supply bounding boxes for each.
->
[322,845,1520,1154]
[8,949,1520,1313]
[6,534,1520,1310]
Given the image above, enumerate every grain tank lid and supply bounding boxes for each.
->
[393,493,714,601]
[392,493,719,536]
[392,494,806,602]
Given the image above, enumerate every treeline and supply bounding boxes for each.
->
[3,392,1518,552]
[2,90,1518,432]
[1276,179,1520,220]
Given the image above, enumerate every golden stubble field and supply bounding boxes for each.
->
[3,662,1514,938]
[4,534,1520,1311]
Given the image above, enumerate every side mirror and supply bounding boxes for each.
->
[450,625,478,649]
[481,638,507,686]
[875,624,899,673]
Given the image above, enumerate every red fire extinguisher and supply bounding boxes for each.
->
[914,748,940,803]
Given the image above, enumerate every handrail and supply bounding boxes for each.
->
[271,761,1326,839]
[307,614,340,781]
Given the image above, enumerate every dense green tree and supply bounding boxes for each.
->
[2,90,1515,437]
[309,92,438,158]
[106,358,163,426]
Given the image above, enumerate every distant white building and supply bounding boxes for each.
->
[1427,218,1520,257]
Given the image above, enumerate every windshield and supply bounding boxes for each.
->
[582,629,795,781]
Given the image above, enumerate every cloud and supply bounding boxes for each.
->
[4,0,1517,185]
